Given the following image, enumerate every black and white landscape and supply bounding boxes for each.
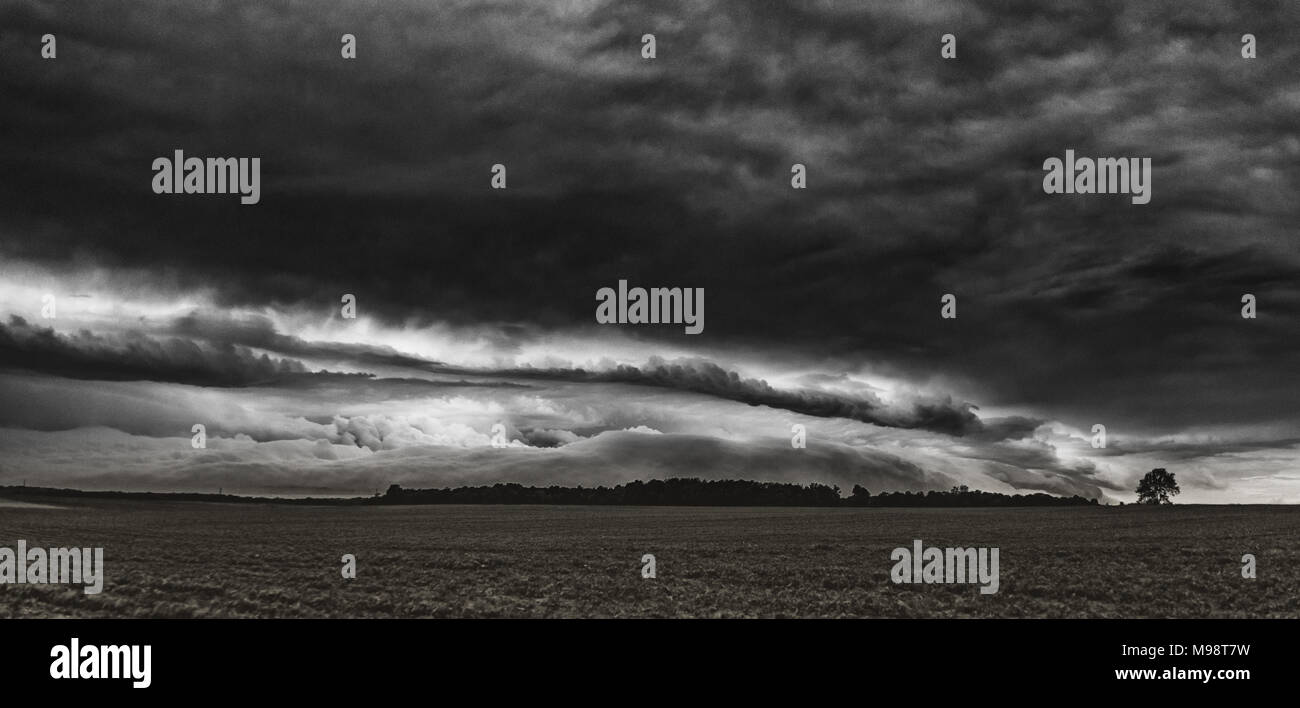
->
[3,0,1296,503]
[1,1,1299,624]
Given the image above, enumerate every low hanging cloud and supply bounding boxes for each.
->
[167,311,444,370]
[3,310,1010,439]
[0,427,961,498]
[433,356,1000,437]
[0,315,309,386]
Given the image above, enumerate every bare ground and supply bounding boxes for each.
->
[1,499,1296,618]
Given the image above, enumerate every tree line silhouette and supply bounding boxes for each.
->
[380,479,1098,507]
[2,479,1098,508]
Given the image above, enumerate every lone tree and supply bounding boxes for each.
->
[1136,468,1180,505]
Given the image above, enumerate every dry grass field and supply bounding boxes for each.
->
[1,498,1297,618]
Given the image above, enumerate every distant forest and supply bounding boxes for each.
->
[380,480,1099,507]
[0,479,1098,507]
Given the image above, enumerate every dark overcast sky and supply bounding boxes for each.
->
[1,0,1298,502]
